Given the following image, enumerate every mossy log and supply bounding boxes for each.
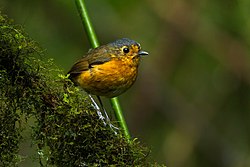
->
[0,12,164,166]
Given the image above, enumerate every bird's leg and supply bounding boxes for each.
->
[97,96,119,132]
[88,94,106,126]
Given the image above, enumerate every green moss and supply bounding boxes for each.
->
[0,12,164,166]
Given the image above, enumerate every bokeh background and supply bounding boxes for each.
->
[1,0,250,166]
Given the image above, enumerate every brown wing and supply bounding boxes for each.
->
[68,45,112,76]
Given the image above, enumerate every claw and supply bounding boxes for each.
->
[88,94,119,133]
[102,106,119,134]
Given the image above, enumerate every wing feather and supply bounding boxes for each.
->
[68,45,112,75]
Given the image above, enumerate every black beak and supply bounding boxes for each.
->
[138,50,149,56]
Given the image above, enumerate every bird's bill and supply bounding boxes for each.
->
[138,50,149,56]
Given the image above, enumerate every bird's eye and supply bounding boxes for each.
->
[123,47,130,53]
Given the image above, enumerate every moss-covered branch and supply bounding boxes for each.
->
[0,12,163,166]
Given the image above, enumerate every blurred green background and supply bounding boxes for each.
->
[1,0,250,166]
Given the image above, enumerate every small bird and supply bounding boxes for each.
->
[68,38,148,98]
[68,38,148,130]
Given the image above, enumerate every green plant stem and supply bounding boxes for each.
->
[75,0,99,48]
[110,97,130,139]
[74,0,130,139]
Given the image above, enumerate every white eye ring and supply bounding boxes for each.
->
[122,47,130,53]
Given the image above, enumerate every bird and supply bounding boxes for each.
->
[68,38,148,129]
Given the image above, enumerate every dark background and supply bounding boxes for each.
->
[1,0,250,166]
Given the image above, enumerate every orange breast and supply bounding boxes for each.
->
[76,57,140,97]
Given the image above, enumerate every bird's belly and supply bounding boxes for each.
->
[76,60,138,97]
